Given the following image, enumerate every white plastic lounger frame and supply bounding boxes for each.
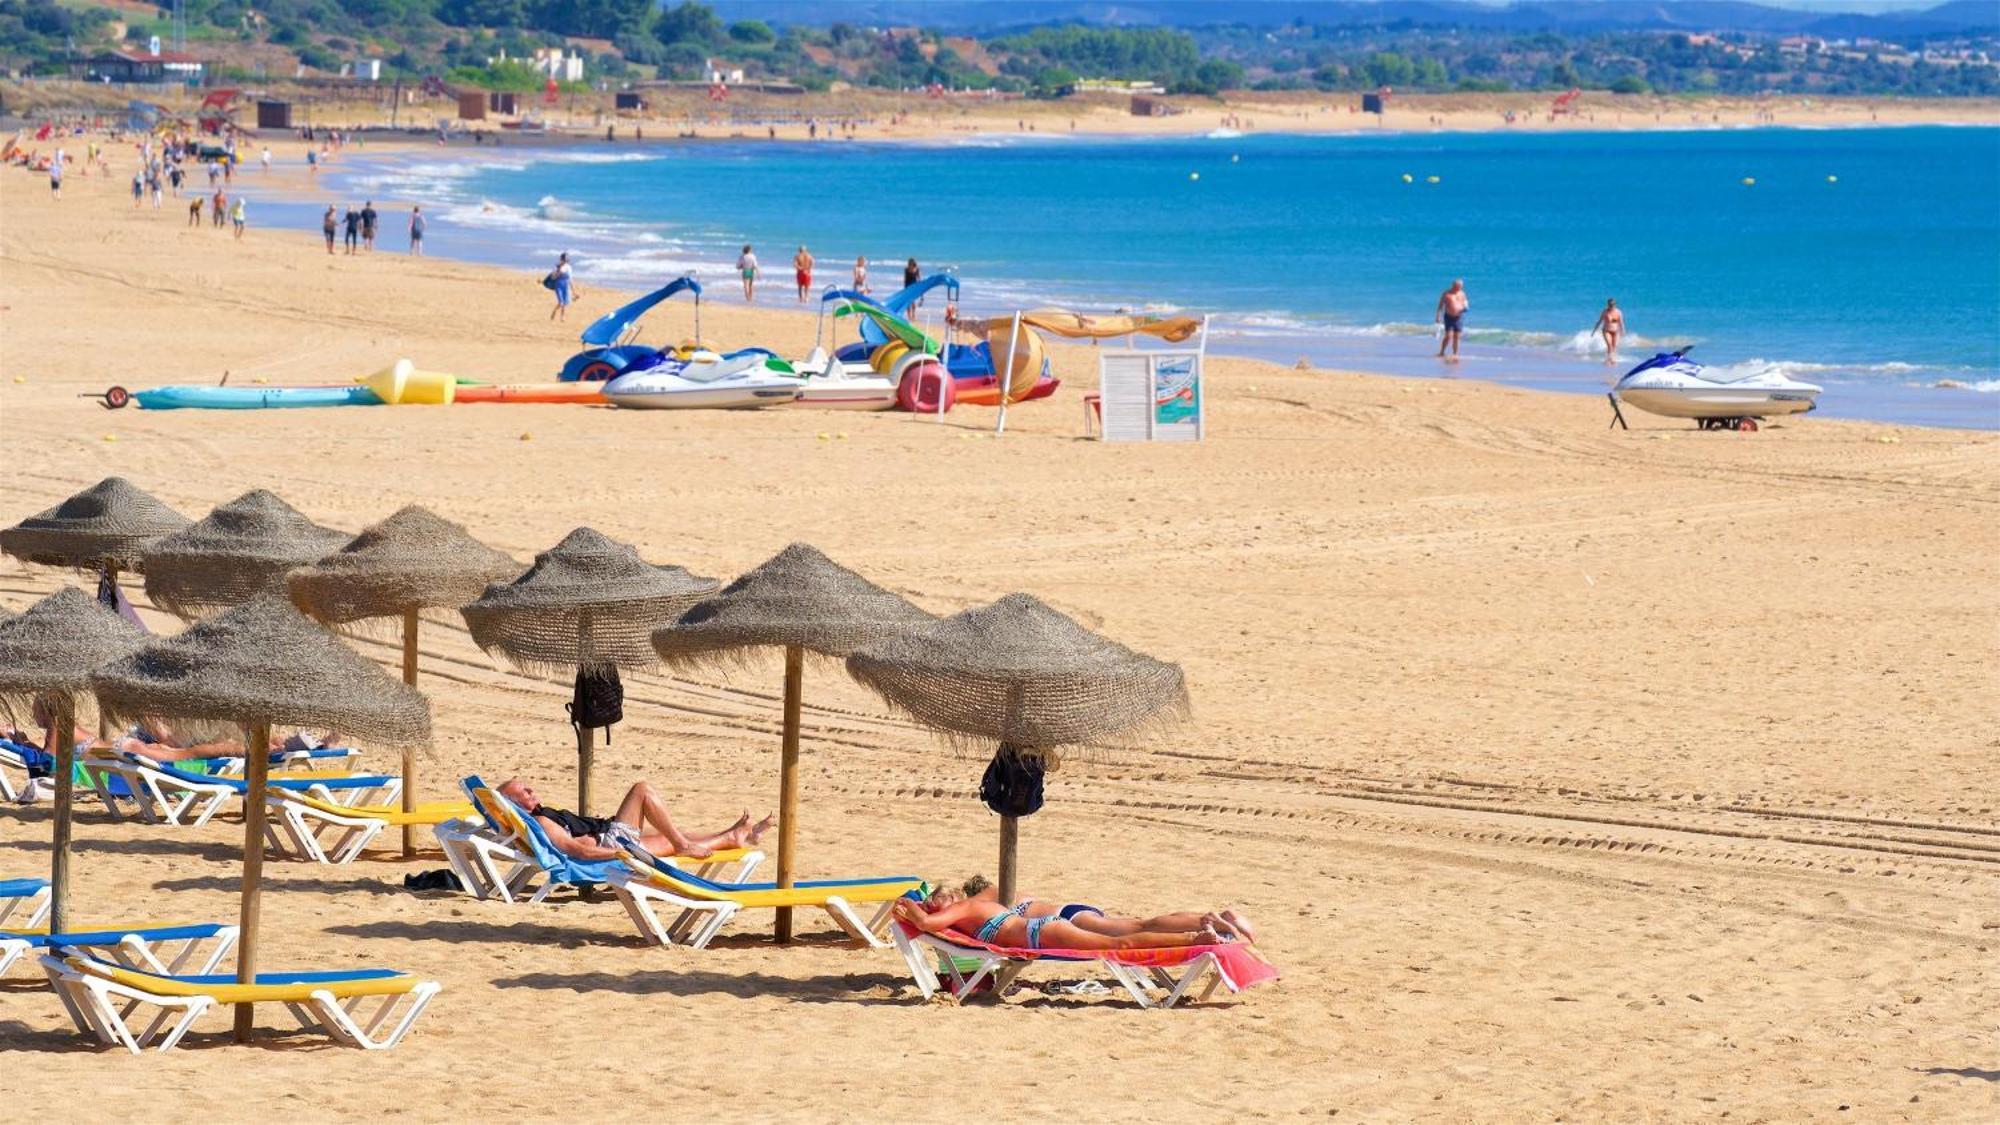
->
[889,925,1231,1009]
[40,955,440,1054]
[0,882,52,930]
[0,743,30,801]
[604,862,879,950]
[265,791,396,865]
[84,753,400,827]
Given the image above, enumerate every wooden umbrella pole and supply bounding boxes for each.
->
[576,721,595,818]
[47,694,77,937]
[774,644,803,943]
[234,718,272,1043]
[96,564,118,742]
[997,812,1019,909]
[400,609,419,859]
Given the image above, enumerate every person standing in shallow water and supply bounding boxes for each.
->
[408,206,425,256]
[1592,298,1625,366]
[737,244,759,302]
[793,245,814,303]
[1435,279,1469,362]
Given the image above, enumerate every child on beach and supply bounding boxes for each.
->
[231,197,246,240]
[737,244,758,301]
[793,245,814,302]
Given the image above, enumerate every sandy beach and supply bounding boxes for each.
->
[1,148,1997,1121]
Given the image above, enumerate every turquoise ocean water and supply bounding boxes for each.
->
[307,125,1999,428]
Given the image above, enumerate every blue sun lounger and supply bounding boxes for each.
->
[0,922,238,977]
[0,879,51,931]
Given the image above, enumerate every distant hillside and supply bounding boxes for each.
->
[706,0,2000,36]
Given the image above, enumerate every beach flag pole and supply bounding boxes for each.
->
[400,609,419,858]
[995,311,1023,436]
[234,718,273,1043]
[774,644,804,942]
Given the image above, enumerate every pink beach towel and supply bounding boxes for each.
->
[915,925,1281,994]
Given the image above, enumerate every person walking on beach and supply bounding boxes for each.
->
[793,245,814,303]
[230,196,246,240]
[547,252,576,321]
[737,244,759,302]
[322,205,338,254]
[904,256,921,290]
[212,188,227,228]
[131,171,144,208]
[261,145,272,173]
[360,201,378,251]
[1435,279,1469,362]
[409,206,425,256]
[342,205,360,254]
[307,148,318,176]
[188,195,203,226]
[852,254,868,294]
[48,153,61,199]
[1591,298,1625,365]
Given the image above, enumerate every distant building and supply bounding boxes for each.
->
[87,49,204,84]
[488,47,583,83]
[1078,78,1166,95]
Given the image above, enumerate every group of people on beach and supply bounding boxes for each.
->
[730,245,923,305]
[69,133,260,240]
[1434,280,1627,365]
[320,201,424,257]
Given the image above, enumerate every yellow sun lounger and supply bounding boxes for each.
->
[605,852,922,949]
[41,950,440,1053]
[266,789,477,864]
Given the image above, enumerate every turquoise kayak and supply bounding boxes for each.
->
[131,385,384,410]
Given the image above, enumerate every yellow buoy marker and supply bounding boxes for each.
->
[1826,174,1838,184]
[1741,176,1756,186]
[1189,171,1200,181]
[1401,173,1414,183]
[1426,175,1440,184]
[1230,154,1240,163]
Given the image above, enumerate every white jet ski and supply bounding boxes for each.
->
[602,351,801,409]
[1610,347,1820,431]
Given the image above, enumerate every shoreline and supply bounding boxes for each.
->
[265,130,1999,432]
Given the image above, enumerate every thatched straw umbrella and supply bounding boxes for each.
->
[847,593,1188,905]
[0,588,147,936]
[142,490,348,620]
[92,596,429,1043]
[461,527,718,815]
[652,543,934,941]
[286,505,518,856]
[0,477,191,603]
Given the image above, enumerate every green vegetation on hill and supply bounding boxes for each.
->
[0,0,1992,98]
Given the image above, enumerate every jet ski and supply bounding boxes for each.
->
[602,351,801,409]
[1609,347,1820,431]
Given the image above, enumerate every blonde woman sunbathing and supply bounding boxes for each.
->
[894,878,1255,951]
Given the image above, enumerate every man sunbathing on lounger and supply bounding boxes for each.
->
[893,877,1256,951]
[104,717,336,763]
[496,777,773,863]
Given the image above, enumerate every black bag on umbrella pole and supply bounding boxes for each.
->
[567,666,624,744]
[980,743,1045,818]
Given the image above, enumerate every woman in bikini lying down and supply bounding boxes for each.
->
[892,875,1256,952]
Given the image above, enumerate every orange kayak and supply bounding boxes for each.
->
[453,384,605,405]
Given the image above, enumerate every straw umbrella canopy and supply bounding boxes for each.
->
[461,527,718,815]
[0,587,147,937]
[847,592,1188,904]
[286,504,518,857]
[653,542,934,941]
[1,477,191,592]
[91,595,430,1043]
[141,490,349,620]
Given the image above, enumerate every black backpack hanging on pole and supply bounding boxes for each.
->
[980,743,1045,818]
[567,666,623,745]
